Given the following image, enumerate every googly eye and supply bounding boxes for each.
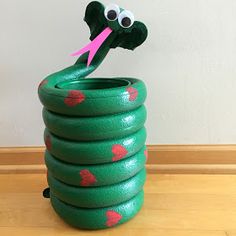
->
[118,10,135,28]
[104,4,120,21]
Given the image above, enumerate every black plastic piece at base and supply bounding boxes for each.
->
[43,187,50,198]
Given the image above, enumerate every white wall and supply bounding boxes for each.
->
[0,0,236,146]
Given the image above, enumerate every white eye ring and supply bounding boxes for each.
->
[104,4,120,21]
[118,10,135,28]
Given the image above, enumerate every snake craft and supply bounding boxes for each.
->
[39,1,148,230]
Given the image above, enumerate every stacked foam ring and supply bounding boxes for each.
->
[38,77,147,229]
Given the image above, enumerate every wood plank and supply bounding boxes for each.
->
[1,192,235,218]
[145,174,236,194]
[146,164,236,174]
[0,227,226,236]
[144,193,236,210]
[1,192,236,230]
[0,174,236,233]
[1,174,236,195]
[1,164,236,175]
[0,174,47,193]
[227,232,236,236]
[148,145,236,164]
[1,173,236,194]
[0,164,46,174]
[0,147,44,165]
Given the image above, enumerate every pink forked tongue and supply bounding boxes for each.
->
[71,27,112,67]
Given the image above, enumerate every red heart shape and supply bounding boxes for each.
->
[45,135,52,151]
[126,87,138,101]
[112,145,128,162]
[80,169,97,187]
[106,210,122,227]
[64,90,85,107]
[144,149,148,162]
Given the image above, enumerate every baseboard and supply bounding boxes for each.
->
[148,145,236,164]
[146,164,236,174]
[0,145,236,174]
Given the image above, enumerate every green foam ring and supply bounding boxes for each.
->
[50,190,144,230]
[39,77,147,117]
[45,146,147,187]
[44,127,147,165]
[42,105,147,142]
[48,168,146,208]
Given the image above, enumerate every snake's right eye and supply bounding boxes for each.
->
[104,4,120,21]
[118,10,134,28]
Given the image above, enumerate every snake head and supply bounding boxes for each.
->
[84,1,148,50]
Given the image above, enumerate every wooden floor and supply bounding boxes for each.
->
[1,173,236,236]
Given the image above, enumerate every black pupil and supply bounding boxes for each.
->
[107,10,117,20]
[121,17,131,27]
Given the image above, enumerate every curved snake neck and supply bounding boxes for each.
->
[45,33,113,86]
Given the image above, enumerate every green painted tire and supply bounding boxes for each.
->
[44,128,146,164]
[45,146,147,187]
[39,77,147,117]
[48,168,146,208]
[43,105,146,141]
[51,190,144,229]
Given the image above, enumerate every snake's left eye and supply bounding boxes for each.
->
[118,10,134,28]
[104,4,120,21]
